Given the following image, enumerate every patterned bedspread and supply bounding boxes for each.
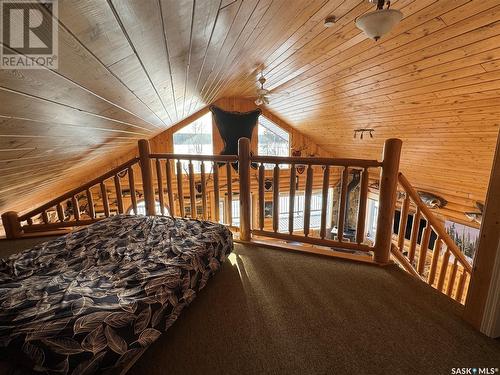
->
[0,215,233,374]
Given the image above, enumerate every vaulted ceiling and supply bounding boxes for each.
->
[1,0,499,221]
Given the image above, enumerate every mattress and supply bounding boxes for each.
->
[0,215,233,374]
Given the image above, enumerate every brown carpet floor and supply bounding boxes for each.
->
[129,243,500,375]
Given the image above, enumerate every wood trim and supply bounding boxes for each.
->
[464,130,500,331]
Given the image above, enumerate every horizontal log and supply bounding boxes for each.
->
[150,154,238,162]
[22,218,104,232]
[251,229,373,252]
[251,155,382,168]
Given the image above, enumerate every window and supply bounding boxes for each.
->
[258,117,290,168]
[127,200,169,216]
[366,199,379,240]
[277,190,333,232]
[173,112,213,173]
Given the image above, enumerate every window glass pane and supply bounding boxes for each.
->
[128,200,168,216]
[173,112,213,173]
[258,117,290,169]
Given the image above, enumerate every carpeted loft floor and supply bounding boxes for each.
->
[130,243,500,375]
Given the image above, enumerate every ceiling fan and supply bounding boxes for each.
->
[254,72,289,106]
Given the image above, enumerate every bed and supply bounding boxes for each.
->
[0,215,233,374]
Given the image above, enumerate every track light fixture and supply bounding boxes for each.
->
[353,128,374,139]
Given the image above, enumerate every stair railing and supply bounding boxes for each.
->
[392,173,473,304]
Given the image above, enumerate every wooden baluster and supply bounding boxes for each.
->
[427,236,442,286]
[455,271,467,303]
[303,165,313,237]
[165,159,175,217]
[337,167,349,242]
[437,248,450,292]
[42,210,49,224]
[447,258,458,297]
[100,182,110,217]
[128,167,138,215]
[56,203,65,222]
[138,139,155,216]
[418,223,432,275]
[200,162,207,220]
[320,166,330,239]
[188,161,196,218]
[408,207,421,263]
[272,164,280,233]
[226,162,233,226]
[288,164,296,235]
[155,159,165,215]
[258,163,265,231]
[176,160,185,217]
[27,217,33,226]
[86,188,95,219]
[238,138,252,240]
[114,175,124,214]
[397,195,410,252]
[356,167,369,244]
[213,163,220,223]
[72,196,80,220]
[374,138,403,264]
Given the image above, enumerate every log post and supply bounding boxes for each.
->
[238,137,251,241]
[374,138,402,264]
[138,139,156,216]
[1,211,23,239]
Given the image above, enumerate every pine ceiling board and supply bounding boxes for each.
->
[224,0,366,97]
[197,0,262,104]
[156,0,215,120]
[52,9,167,130]
[0,89,152,136]
[184,0,243,112]
[103,0,178,123]
[183,0,224,115]
[203,0,293,101]
[0,65,161,130]
[266,3,499,108]
[201,0,276,105]
[58,0,131,67]
[274,46,500,114]
[57,1,171,124]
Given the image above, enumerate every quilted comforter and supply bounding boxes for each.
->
[0,215,233,374]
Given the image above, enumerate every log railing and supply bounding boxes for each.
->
[1,157,140,237]
[391,172,473,304]
[2,137,403,266]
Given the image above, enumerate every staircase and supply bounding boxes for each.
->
[390,173,472,305]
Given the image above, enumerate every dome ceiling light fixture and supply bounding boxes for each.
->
[355,0,403,41]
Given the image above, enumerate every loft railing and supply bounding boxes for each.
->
[390,173,473,305]
[1,157,140,237]
[2,137,402,266]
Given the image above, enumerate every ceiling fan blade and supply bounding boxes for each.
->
[268,91,291,97]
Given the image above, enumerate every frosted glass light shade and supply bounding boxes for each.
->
[355,8,403,41]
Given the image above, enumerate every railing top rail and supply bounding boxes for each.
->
[19,157,139,221]
[150,153,238,162]
[250,155,382,168]
[398,172,473,274]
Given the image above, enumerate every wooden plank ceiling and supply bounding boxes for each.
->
[0,0,499,221]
